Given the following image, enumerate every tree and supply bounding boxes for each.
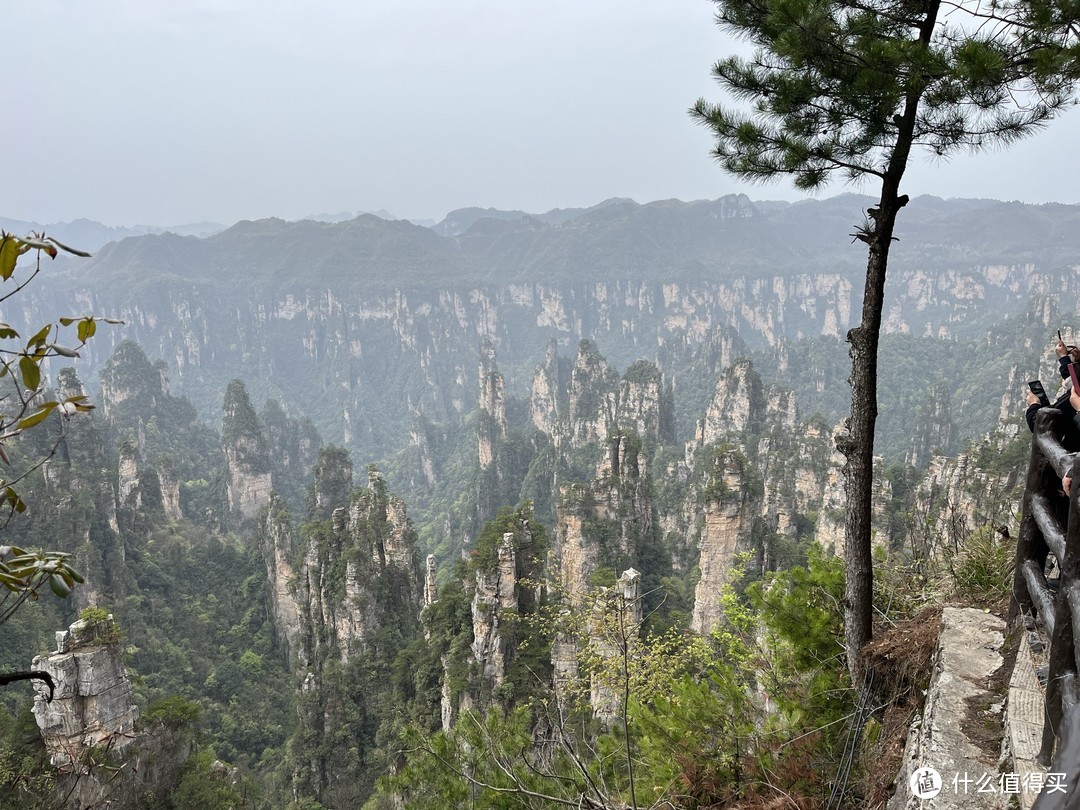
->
[693,0,1080,676]
[0,231,112,630]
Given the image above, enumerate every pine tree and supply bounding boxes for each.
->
[693,0,1079,676]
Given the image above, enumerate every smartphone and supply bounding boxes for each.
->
[1029,380,1051,407]
[1059,329,1064,343]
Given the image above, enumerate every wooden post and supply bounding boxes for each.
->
[1011,411,1056,626]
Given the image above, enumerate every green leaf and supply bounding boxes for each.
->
[0,323,18,339]
[0,235,29,282]
[0,572,27,591]
[25,324,51,351]
[4,489,25,514]
[18,355,41,391]
[77,318,97,343]
[18,402,57,430]
[48,574,71,598]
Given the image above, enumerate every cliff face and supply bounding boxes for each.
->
[470,532,518,689]
[910,426,1027,557]
[263,494,303,667]
[29,614,187,809]
[477,340,507,470]
[37,368,124,612]
[905,382,957,469]
[431,504,549,726]
[17,196,1074,485]
[554,433,656,604]
[567,340,620,449]
[530,339,569,440]
[690,451,760,635]
[289,453,423,805]
[693,358,765,447]
[32,615,139,772]
[221,380,273,520]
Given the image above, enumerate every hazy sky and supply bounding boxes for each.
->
[7,0,1079,227]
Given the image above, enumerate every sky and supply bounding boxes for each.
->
[6,0,1079,228]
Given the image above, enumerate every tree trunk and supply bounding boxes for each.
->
[838,0,941,684]
[840,191,903,681]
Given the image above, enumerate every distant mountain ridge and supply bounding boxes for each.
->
[0,216,226,252]
[10,190,1080,469]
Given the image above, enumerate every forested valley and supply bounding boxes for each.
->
[1,193,1077,807]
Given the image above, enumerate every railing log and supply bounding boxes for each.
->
[1025,559,1059,638]
[1033,408,1075,477]
[1032,674,1080,808]
[1034,491,1068,564]
[1013,426,1054,625]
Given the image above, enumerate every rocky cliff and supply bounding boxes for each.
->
[287,451,423,805]
[32,614,138,774]
[29,613,193,809]
[28,195,1071,475]
[222,380,273,520]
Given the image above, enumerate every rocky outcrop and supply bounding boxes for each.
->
[311,446,353,521]
[554,433,655,603]
[157,457,182,521]
[263,494,303,666]
[409,417,438,488]
[590,568,643,725]
[617,360,675,444]
[39,368,120,612]
[470,532,518,688]
[530,339,569,441]
[99,341,166,424]
[478,341,507,470]
[117,441,140,509]
[888,608,1006,810]
[260,397,322,503]
[291,463,423,805]
[905,382,957,469]
[692,358,765,450]
[567,340,620,448]
[911,427,1026,559]
[29,613,180,809]
[813,431,894,557]
[221,380,273,520]
[691,451,759,635]
[32,614,139,773]
[424,553,438,609]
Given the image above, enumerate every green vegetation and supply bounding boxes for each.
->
[379,551,857,808]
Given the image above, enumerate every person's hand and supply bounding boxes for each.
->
[1028,390,1042,406]
[1065,475,1073,496]
[1056,339,1069,358]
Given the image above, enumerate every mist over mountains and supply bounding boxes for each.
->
[6,192,1076,474]
[1,190,1076,808]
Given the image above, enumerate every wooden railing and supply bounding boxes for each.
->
[1011,407,1080,808]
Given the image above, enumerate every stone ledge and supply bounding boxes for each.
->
[889,607,1007,810]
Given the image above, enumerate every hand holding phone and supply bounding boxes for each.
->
[1029,380,1051,407]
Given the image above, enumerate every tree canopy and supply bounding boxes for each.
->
[694,0,1080,675]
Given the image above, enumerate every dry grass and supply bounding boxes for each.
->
[857,606,943,809]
